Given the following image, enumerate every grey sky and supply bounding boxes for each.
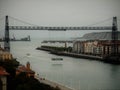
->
[0,0,120,39]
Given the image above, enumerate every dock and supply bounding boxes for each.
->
[42,40,73,43]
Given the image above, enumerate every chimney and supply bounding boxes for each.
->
[26,62,30,70]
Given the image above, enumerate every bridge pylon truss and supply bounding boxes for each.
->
[4,16,10,52]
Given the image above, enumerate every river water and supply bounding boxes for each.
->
[10,39,120,90]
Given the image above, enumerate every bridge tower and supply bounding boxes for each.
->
[4,16,10,52]
[111,17,118,55]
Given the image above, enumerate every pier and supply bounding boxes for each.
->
[42,40,73,43]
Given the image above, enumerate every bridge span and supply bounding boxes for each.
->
[3,16,118,57]
[9,26,112,31]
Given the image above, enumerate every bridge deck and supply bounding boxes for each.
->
[9,26,112,30]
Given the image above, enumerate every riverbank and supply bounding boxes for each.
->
[0,59,65,90]
[16,60,73,90]
[36,47,120,64]
[35,76,74,90]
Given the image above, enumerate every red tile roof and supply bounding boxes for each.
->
[16,65,35,74]
[0,67,9,76]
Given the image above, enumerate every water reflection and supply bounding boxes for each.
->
[109,65,120,89]
[51,64,63,66]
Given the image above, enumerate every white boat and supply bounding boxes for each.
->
[51,58,63,61]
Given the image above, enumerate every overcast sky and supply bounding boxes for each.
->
[0,0,120,39]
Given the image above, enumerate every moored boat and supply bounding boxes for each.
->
[51,58,63,61]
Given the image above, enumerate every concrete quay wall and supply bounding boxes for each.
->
[36,47,120,64]
[36,47,103,60]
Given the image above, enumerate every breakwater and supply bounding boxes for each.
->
[36,47,103,60]
[36,46,120,64]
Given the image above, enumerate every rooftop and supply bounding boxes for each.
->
[0,66,9,76]
[16,65,35,74]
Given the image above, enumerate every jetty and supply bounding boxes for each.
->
[42,40,73,43]
[0,35,31,42]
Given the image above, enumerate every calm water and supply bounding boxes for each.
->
[10,39,120,90]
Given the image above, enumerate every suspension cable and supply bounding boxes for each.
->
[8,15,39,26]
[0,19,5,30]
[117,18,120,22]
[0,16,5,21]
[0,26,4,30]
[87,17,112,26]
[8,16,113,27]
[0,16,5,27]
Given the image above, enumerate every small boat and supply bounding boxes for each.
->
[51,58,63,61]
[26,53,30,56]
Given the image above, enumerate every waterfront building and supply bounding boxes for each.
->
[0,45,13,60]
[84,40,94,54]
[0,45,4,51]
[73,40,85,53]
[0,66,9,90]
[0,51,13,61]
[16,62,35,77]
[73,32,120,56]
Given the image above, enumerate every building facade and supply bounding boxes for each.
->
[73,40,120,57]
[0,52,13,60]
[0,46,13,60]
[0,67,9,90]
[73,41,84,54]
